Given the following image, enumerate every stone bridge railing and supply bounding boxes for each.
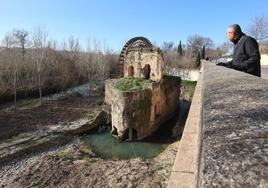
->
[168,61,268,187]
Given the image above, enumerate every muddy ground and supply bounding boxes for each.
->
[0,139,178,188]
[0,94,181,188]
[0,96,103,141]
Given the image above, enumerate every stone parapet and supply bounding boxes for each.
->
[199,61,268,187]
[169,61,268,187]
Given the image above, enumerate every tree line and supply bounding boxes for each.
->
[161,35,228,70]
[1,16,267,106]
[162,15,268,69]
[0,26,118,107]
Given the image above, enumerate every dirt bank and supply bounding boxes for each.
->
[0,96,103,141]
[0,84,192,187]
[0,138,178,188]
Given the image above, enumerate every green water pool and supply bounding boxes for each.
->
[83,130,167,159]
[83,100,190,160]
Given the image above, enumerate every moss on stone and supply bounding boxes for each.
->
[56,148,74,160]
[181,80,197,87]
[181,80,197,99]
[115,77,152,92]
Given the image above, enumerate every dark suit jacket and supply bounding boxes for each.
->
[230,35,261,77]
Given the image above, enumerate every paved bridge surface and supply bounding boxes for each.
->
[169,61,268,188]
[262,65,268,80]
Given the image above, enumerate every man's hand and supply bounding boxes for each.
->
[216,62,232,68]
[216,62,227,66]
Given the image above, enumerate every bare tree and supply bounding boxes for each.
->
[9,29,29,108]
[68,36,80,52]
[86,39,97,95]
[13,29,29,60]
[187,35,214,56]
[247,15,268,43]
[1,32,15,48]
[68,36,81,65]
[218,42,233,55]
[32,26,48,105]
[47,39,58,50]
[83,38,111,95]
[0,27,119,103]
[11,52,19,109]
[161,41,174,52]
[61,39,67,51]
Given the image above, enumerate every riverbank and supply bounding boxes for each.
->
[0,81,195,187]
[0,138,179,188]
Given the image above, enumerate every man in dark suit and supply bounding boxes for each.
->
[217,24,261,77]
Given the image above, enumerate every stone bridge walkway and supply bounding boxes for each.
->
[262,65,268,80]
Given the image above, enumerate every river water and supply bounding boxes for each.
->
[82,100,190,160]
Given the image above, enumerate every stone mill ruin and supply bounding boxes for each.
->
[105,37,180,141]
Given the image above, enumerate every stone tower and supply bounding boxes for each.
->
[105,37,180,141]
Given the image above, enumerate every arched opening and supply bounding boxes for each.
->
[129,128,138,141]
[142,64,151,79]
[128,66,134,77]
[111,126,118,136]
[120,128,138,141]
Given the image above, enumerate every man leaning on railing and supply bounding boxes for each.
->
[217,24,261,77]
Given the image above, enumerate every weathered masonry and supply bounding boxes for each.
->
[105,37,180,141]
[168,61,268,188]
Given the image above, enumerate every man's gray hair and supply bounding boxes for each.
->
[228,24,243,35]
